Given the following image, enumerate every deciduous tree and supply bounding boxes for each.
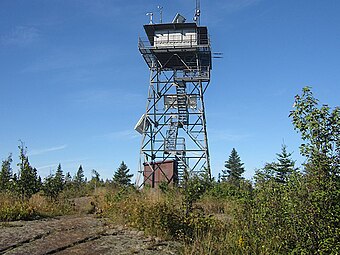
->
[289,86,340,177]
[289,87,340,253]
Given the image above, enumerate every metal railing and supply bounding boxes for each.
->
[138,36,210,49]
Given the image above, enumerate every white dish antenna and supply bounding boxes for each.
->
[135,114,151,134]
[172,13,186,23]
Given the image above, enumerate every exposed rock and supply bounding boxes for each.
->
[0,215,182,255]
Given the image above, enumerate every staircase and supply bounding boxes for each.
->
[164,81,189,182]
[176,83,188,126]
[164,119,178,153]
[176,155,187,184]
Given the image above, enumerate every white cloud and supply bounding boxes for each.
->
[1,26,40,46]
[94,130,139,141]
[29,144,68,156]
[36,157,89,177]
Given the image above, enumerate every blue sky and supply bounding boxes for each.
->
[1,0,339,181]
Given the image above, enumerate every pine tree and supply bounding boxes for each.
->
[33,167,42,191]
[65,171,72,183]
[113,161,133,187]
[0,154,13,191]
[90,169,101,192]
[43,174,56,200]
[63,171,72,190]
[54,164,64,193]
[43,164,65,200]
[74,165,85,185]
[222,148,245,183]
[17,142,41,199]
[271,144,297,183]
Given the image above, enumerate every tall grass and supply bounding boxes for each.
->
[101,187,218,242]
[99,186,252,254]
[2,179,339,254]
[0,192,35,221]
[99,177,339,255]
[0,192,75,221]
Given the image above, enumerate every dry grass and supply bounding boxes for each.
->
[0,192,76,221]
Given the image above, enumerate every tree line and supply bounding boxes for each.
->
[0,144,134,200]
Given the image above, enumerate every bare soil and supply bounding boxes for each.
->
[0,215,182,255]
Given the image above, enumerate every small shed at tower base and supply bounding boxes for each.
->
[143,160,178,188]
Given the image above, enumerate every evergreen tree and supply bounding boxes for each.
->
[0,154,13,191]
[74,165,85,185]
[222,148,245,183]
[264,144,297,183]
[17,142,41,199]
[9,172,19,194]
[91,169,100,182]
[113,161,133,187]
[43,174,56,200]
[64,171,72,188]
[54,164,64,193]
[33,167,42,191]
[90,169,101,191]
[43,164,65,200]
[65,171,72,183]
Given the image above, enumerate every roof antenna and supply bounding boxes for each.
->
[157,6,163,23]
[146,12,153,24]
[194,0,201,25]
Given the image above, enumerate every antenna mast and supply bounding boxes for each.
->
[146,12,153,24]
[158,6,163,23]
[194,0,201,25]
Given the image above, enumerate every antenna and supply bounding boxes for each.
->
[194,0,201,25]
[157,6,163,24]
[146,12,153,24]
[213,52,224,59]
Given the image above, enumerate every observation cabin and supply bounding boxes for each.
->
[138,13,212,73]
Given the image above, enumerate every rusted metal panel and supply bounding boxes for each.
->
[143,160,178,188]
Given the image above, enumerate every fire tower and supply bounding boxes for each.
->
[135,9,212,188]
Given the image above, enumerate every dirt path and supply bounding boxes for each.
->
[0,215,182,255]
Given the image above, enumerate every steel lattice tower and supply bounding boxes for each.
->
[135,13,212,188]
